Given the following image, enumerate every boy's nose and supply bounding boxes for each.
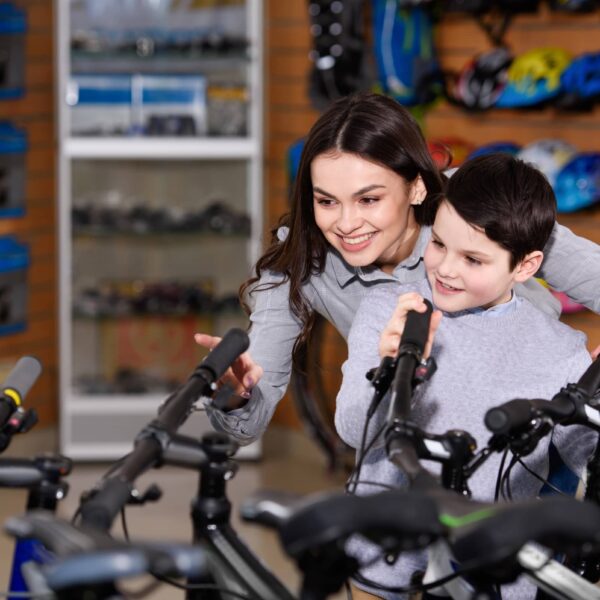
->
[436,255,457,278]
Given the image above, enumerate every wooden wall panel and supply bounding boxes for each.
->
[0,0,57,427]
[425,7,600,353]
[265,2,600,431]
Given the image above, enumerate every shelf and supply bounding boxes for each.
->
[63,137,258,160]
[71,53,250,75]
[72,230,249,241]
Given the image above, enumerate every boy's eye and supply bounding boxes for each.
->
[465,256,482,266]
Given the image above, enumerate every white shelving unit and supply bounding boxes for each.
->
[55,0,263,460]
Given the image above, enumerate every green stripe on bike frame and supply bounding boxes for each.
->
[440,508,497,529]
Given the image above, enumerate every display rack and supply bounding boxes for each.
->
[56,0,263,460]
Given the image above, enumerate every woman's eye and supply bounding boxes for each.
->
[360,196,379,205]
[432,239,444,249]
[315,197,336,207]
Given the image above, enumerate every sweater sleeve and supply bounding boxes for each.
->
[335,289,396,450]
[207,271,304,444]
[538,222,600,314]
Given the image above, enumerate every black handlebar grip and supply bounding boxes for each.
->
[80,478,133,531]
[400,300,433,355]
[199,328,250,383]
[484,399,534,435]
[2,356,42,407]
[577,357,600,398]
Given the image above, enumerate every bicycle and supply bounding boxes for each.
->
[0,356,73,600]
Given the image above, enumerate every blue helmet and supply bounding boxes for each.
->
[560,52,600,109]
[555,153,600,213]
[496,48,572,108]
[468,141,521,160]
[549,0,597,11]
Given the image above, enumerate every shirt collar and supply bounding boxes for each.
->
[331,226,431,287]
[444,291,520,319]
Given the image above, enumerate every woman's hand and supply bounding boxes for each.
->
[592,344,600,361]
[379,292,442,360]
[194,333,264,397]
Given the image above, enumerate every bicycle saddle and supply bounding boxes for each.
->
[5,510,208,589]
[246,489,443,558]
[451,497,600,574]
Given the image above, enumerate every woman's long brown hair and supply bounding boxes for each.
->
[240,92,444,370]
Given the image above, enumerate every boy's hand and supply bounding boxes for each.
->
[379,293,442,360]
[194,333,263,398]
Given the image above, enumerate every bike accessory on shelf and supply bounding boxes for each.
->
[467,141,521,160]
[496,0,540,12]
[516,139,578,187]
[452,46,513,110]
[444,0,488,13]
[549,0,597,11]
[427,137,475,167]
[371,1,443,106]
[559,52,600,110]
[554,152,600,213]
[307,0,367,110]
[496,47,572,108]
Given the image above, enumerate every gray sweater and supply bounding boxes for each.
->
[336,279,596,599]
[208,223,600,445]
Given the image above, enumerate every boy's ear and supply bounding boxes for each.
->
[514,250,544,283]
[409,175,427,206]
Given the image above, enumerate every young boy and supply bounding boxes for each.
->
[336,153,597,600]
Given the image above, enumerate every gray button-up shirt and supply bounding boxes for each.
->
[208,222,600,444]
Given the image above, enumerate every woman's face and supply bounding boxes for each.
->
[311,151,422,273]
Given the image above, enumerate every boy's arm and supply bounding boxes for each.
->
[335,292,394,450]
[539,222,600,314]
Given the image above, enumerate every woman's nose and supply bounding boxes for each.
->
[337,207,362,233]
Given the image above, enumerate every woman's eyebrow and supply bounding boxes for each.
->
[352,184,386,197]
[312,184,386,199]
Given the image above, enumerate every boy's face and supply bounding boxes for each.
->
[424,201,520,313]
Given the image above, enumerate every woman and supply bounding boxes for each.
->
[196,92,600,446]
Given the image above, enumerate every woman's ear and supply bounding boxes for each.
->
[514,250,544,283]
[409,175,427,206]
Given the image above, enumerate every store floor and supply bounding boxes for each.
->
[0,425,349,599]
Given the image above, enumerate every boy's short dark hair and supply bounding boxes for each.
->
[445,153,557,270]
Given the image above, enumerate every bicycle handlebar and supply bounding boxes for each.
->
[485,357,600,436]
[79,328,249,531]
[4,510,208,591]
[0,356,42,429]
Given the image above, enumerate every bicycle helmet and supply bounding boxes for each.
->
[428,137,475,168]
[554,152,600,213]
[467,141,521,160]
[496,0,540,12]
[559,52,600,110]
[549,0,597,11]
[517,139,577,187]
[496,48,572,108]
[444,0,488,12]
[453,47,513,110]
[372,1,443,106]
